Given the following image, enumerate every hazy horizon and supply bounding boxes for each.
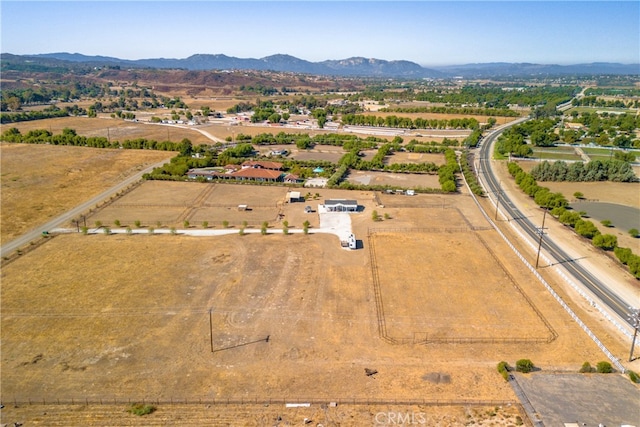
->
[1,1,638,67]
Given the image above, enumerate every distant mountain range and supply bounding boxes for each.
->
[2,52,639,78]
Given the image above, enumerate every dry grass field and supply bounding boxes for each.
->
[0,143,173,243]
[385,151,445,165]
[2,185,629,419]
[346,170,441,188]
[4,117,214,144]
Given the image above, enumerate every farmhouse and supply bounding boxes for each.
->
[230,167,283,182]
[241,160,283,170]
[186,166,283,182]
[324,199,359,212]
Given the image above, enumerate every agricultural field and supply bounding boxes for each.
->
[2,185,632,419]
[0,143,173,243]
[346,170,440,188]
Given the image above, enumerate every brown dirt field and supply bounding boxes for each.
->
[0,402,524,426]
[4,117,214,144]
[90,182,289,229]
[2,187,626,414]
[347,170,441,188]
[386,151,445,165]
[0,143,173,243]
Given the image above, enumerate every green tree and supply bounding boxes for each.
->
[134,220,141,228]
[261,221,268,235]
[302,220,310,234]
[372,210,381,221]
[202,221,209,229]
[114,219,121,227]
[515,359,534,373]
[81,226,88,235]
[222,220,229,228]
[95,220,102,228]
[573,191,584,199]
[596,361,613,373]
[579,361,594,373]
[629,228,639,238]
[282,220,289,235]
[183,220,190,228]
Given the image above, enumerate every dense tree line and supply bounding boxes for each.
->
[530,160,637,182]
[0,127,192,153]
[341,114,479,130]
[379,106,519,117]
[413,85,579,108]
[0,106,72,123]
[572,96,635,109]
[496,118,560,157]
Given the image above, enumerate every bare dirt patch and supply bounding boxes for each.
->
[347,170,440,188]
[0,143,172,243]
[385,151,445,165]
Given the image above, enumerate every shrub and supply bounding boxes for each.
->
[134,220,141,228]
[183,220,190,228]
[596,361,613,373]
[170,227,177,235]
[592,234,617,251]
[629,228,639,238]
[126,226,132,235]
[103,227,111,235]
[573,191,584,199]
[261,221,268,235]
[282,220,289,235]
[148,227,154,234]
[497,361,510,381]
[81,226,88,235]
[222,220,229,228]
[202,221,209,229]
[600,219,613,227]
[629,370,640,383]
[579,361,593,373]
[95,220,102,228]
[303,220,310,235]
[515,359,534,373]
[114,219,121,227]
[372,210,381,221]
[128,403,156,416]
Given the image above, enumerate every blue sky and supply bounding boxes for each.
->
[1,1,638,66]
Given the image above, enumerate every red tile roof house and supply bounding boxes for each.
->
[230,167,283,182]
[241,160,283,170]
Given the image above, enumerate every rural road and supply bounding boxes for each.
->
[476,120,634,330]
[0,158,172,258]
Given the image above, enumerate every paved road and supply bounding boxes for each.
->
[0,158,171,258]
[476,121,633,328]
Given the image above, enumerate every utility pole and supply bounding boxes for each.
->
[629,307,640,362]
[535,208,548,269]
[494,181,502,221]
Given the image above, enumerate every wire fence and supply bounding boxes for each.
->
[9,396,518,408]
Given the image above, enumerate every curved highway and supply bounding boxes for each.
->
[476,121,633,328]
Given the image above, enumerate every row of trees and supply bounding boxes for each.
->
[380,105,519,117]
[530,159,637,182]
[0,106,72,124]
[341,114,479,130]
[572,96,638,109]
[1,127,194,153]
[507,162,640,278]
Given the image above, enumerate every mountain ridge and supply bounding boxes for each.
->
[3,52,638,78]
